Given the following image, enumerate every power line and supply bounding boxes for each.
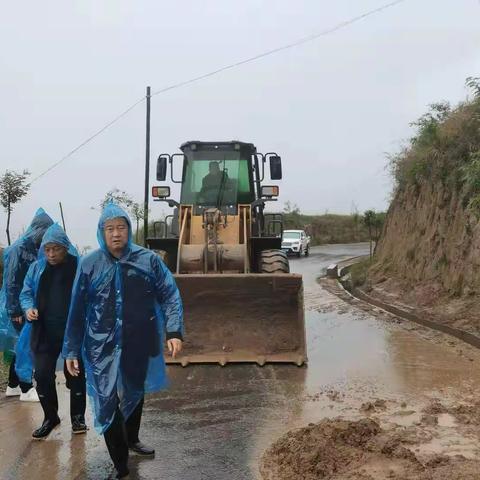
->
[31,0,407,183]
[151,0,407,97]
[31,97,145,183]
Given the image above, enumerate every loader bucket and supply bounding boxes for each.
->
[167,273,306,366]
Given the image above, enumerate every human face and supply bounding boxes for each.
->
[104,217,129,257]
[44,243,68,265]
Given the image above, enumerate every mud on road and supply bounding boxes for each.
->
[2,244,480,480]
[260,245,480,480]
[260,414,480,480]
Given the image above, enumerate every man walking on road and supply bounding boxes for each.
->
[63,203,184,479]
[20,223,87,439]
[1,208,53,401]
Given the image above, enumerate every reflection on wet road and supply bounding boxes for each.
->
[2,243,480,479]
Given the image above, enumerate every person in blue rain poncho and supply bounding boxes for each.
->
[63,203,184,479]
[0,207,53,402]
[19,223,87,439]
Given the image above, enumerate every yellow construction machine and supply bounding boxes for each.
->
[148,141,306,366]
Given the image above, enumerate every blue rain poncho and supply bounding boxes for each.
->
[15,224,78,382]
[0,208,54,353]
[62,203,183,434]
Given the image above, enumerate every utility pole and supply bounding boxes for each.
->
[143,86,151,247]
[59,201,66,232]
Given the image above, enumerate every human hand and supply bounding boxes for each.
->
[26,309,39,321]
[12,316,23,324]
[66,358,80,377]
[167,339,183,359]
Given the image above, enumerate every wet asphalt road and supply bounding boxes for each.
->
[2,243,480,480]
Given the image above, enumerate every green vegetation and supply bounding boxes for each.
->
[282,202,385,245]
[0,354,9,387]
[0,170,30,245]
[349,258,373,288]
[389,77,480,215]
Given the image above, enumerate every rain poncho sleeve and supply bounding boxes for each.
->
[4,247,31,318]
[0,289,16,353]
[4,207,54,318]
[14,262,41,382]
[152,254,184,337]
[19,262,39,313]
[61,265,88,359]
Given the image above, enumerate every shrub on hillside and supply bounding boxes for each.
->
[389,78,480,206]
[282,210,374,244]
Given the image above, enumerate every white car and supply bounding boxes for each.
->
[281,229,310,257]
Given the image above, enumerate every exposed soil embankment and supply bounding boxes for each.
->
[367,91,480,337]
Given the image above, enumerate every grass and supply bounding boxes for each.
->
[282,212,376,245]
[389,83,480,204]
[349,258,373,288]
[0,353,11,388]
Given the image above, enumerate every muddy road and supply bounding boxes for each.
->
[1,243,480,479]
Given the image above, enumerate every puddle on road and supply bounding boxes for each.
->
[3,246,480,480]
[304,286,480,399]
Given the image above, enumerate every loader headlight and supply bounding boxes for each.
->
[152,186,171,198]
[261,185,279,198]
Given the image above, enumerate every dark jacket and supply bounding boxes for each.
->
[30,255,77,353]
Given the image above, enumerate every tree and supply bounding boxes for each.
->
[283,201,300,215]
[466,76,480,99]
[78,245,92,256]
[351,201,360,241]
[372,212,386,243]
[100,188,133,210]
[283,201,302,229]
[363,210,376,259]
[130,202,146,243]
[362,210,386,258]
[0,170,30,245]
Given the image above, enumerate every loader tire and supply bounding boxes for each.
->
[259,249,290,274]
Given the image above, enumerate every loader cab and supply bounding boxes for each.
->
[153,140,283,241]
[179,141,256,215]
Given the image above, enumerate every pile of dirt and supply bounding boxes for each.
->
[360,399,387,413]
[423,399,480,426]
[259,418,480,480]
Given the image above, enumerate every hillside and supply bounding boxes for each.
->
[368,79,480,334]
[282,209,382,245]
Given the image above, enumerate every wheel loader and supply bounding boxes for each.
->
[147,140,306,366]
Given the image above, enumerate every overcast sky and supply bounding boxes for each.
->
[1,0,479,248]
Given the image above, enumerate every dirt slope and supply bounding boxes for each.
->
[368,91,480,335]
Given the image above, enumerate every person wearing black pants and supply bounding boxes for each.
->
[104,398,145,477]
[33,348,87,438]
[4,208,53,401]
[7,353,33,394]
[20,224,87,439]
[63,206,184,479]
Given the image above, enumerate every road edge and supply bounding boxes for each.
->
[330,258,480,351]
